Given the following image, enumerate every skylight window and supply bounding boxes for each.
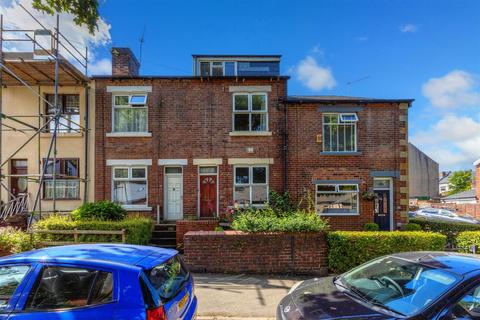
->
[339,113,358,122]
[129,95,147,105]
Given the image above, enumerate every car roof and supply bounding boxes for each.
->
[0,244,177,270]
[392,252,480,276]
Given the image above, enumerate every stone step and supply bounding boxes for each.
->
[150,237,176,245]
[152,230,176,238]
[149,243,177,249]
[154,224,176,232]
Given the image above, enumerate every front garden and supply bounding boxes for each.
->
[0,201,153,256]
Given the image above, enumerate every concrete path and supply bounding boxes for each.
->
[193,273,310,318]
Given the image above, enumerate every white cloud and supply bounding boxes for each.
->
[88,58,111,75]
[399,24,418,33]
[0,0,111,74]
[411,114,480,169]
[294,56,336,91]
[422,70,480,109]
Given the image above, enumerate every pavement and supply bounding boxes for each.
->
[193,273,311,318]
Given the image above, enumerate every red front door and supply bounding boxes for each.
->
[200,175,217,218]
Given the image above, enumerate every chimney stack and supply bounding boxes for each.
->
[111,47,140,76]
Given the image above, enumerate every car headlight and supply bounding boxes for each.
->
[288,281,304,294]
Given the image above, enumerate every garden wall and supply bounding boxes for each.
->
[184,231,328,275]
[176,220,219,248]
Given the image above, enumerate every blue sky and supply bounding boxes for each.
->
[2,0,480,171]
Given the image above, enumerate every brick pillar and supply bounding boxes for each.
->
[398,102,410,226]
[111,47,140,76]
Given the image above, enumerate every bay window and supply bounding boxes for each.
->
[234,166,268,205]
[323,113,357,152]
[233,93,268,132]
[43,158,80,200]
[112,94,148,133]
[112,167,147,206]
[315,183,359,215]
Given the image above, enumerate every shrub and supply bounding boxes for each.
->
[410,218,480,247]
[214,226,224,232]
[456,231,480,253]
[71,201,127,221]
[34,215,153,245]
[231,207,329,233]
[0,227,37,254]
[404,223,422,231]
[363,223,379,231]
[268,191,296,215]
[327,231,447,273]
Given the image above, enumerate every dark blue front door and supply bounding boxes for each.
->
[374,190,390,231]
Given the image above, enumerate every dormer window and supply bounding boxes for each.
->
[200,61,236,76]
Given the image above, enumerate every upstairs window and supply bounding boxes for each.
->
[233,93,268,132]
[45,94,80,133]
[323,113,357,152]
[199,61,235,76]
[43,158,80,200]
[112,94,147,133]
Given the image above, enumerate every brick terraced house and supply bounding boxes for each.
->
[93,48,412,232]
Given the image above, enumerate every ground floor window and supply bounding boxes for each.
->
[43,158,80,200]
[112,166,147,206]
[234,165,268,205]
[315,183,359,215]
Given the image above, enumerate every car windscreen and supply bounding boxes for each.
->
[146,256,189,301]
[340,256,460,317]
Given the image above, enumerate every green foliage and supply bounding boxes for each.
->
[71,201,127,221]
[363,223,379,231]
[32,0,100,34]
[34,215,153,245]
[457,232,480,253]
[410,218,480,247]
[448,170,473,195]
[0,228,37,254]
[268,191,296,215]
[214,226,224,232]
[327,231,446,273]
[404,223,422,231]
[231,206,329,233]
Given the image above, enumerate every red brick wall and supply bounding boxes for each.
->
[184,231,328,275]
[286,103,409,230]
[430,203,480,218]
[176,219,219,247]
[94,78,287,219]
[476,163,480,202]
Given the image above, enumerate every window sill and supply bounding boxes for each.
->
[320,151,362,156]
[42,198,81,201]
[121,205,152,211]
[229,131,272,137]
[106,132,152,137]
[319,213,360,216]
[40,132,83,138]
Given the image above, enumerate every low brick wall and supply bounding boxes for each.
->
[0,250,11,257]
[176,220,219,248]
[184,231,328,275]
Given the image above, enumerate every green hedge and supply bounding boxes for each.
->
[34,216,153,245]
[456,231,480,253]
[231,208,329,233]
[71,201,127,221]
[0,228,37,254]
[410,218,480,247]
[327,231,447,273]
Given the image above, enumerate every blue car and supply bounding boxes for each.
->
[0,244,197,320]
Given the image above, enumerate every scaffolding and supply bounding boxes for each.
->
[0,5,90,226]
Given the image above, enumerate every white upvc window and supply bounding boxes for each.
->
[233,93,268,132]
[234,165,268,206]
[315,183,359,215]
[112,166,148,207]
[112,94,148,133]
[200,61,236,76]
[323,113,358,152]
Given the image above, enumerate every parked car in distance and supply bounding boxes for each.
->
[413,207,480,224]
[277,252,480,319]
[0,244,197,320]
